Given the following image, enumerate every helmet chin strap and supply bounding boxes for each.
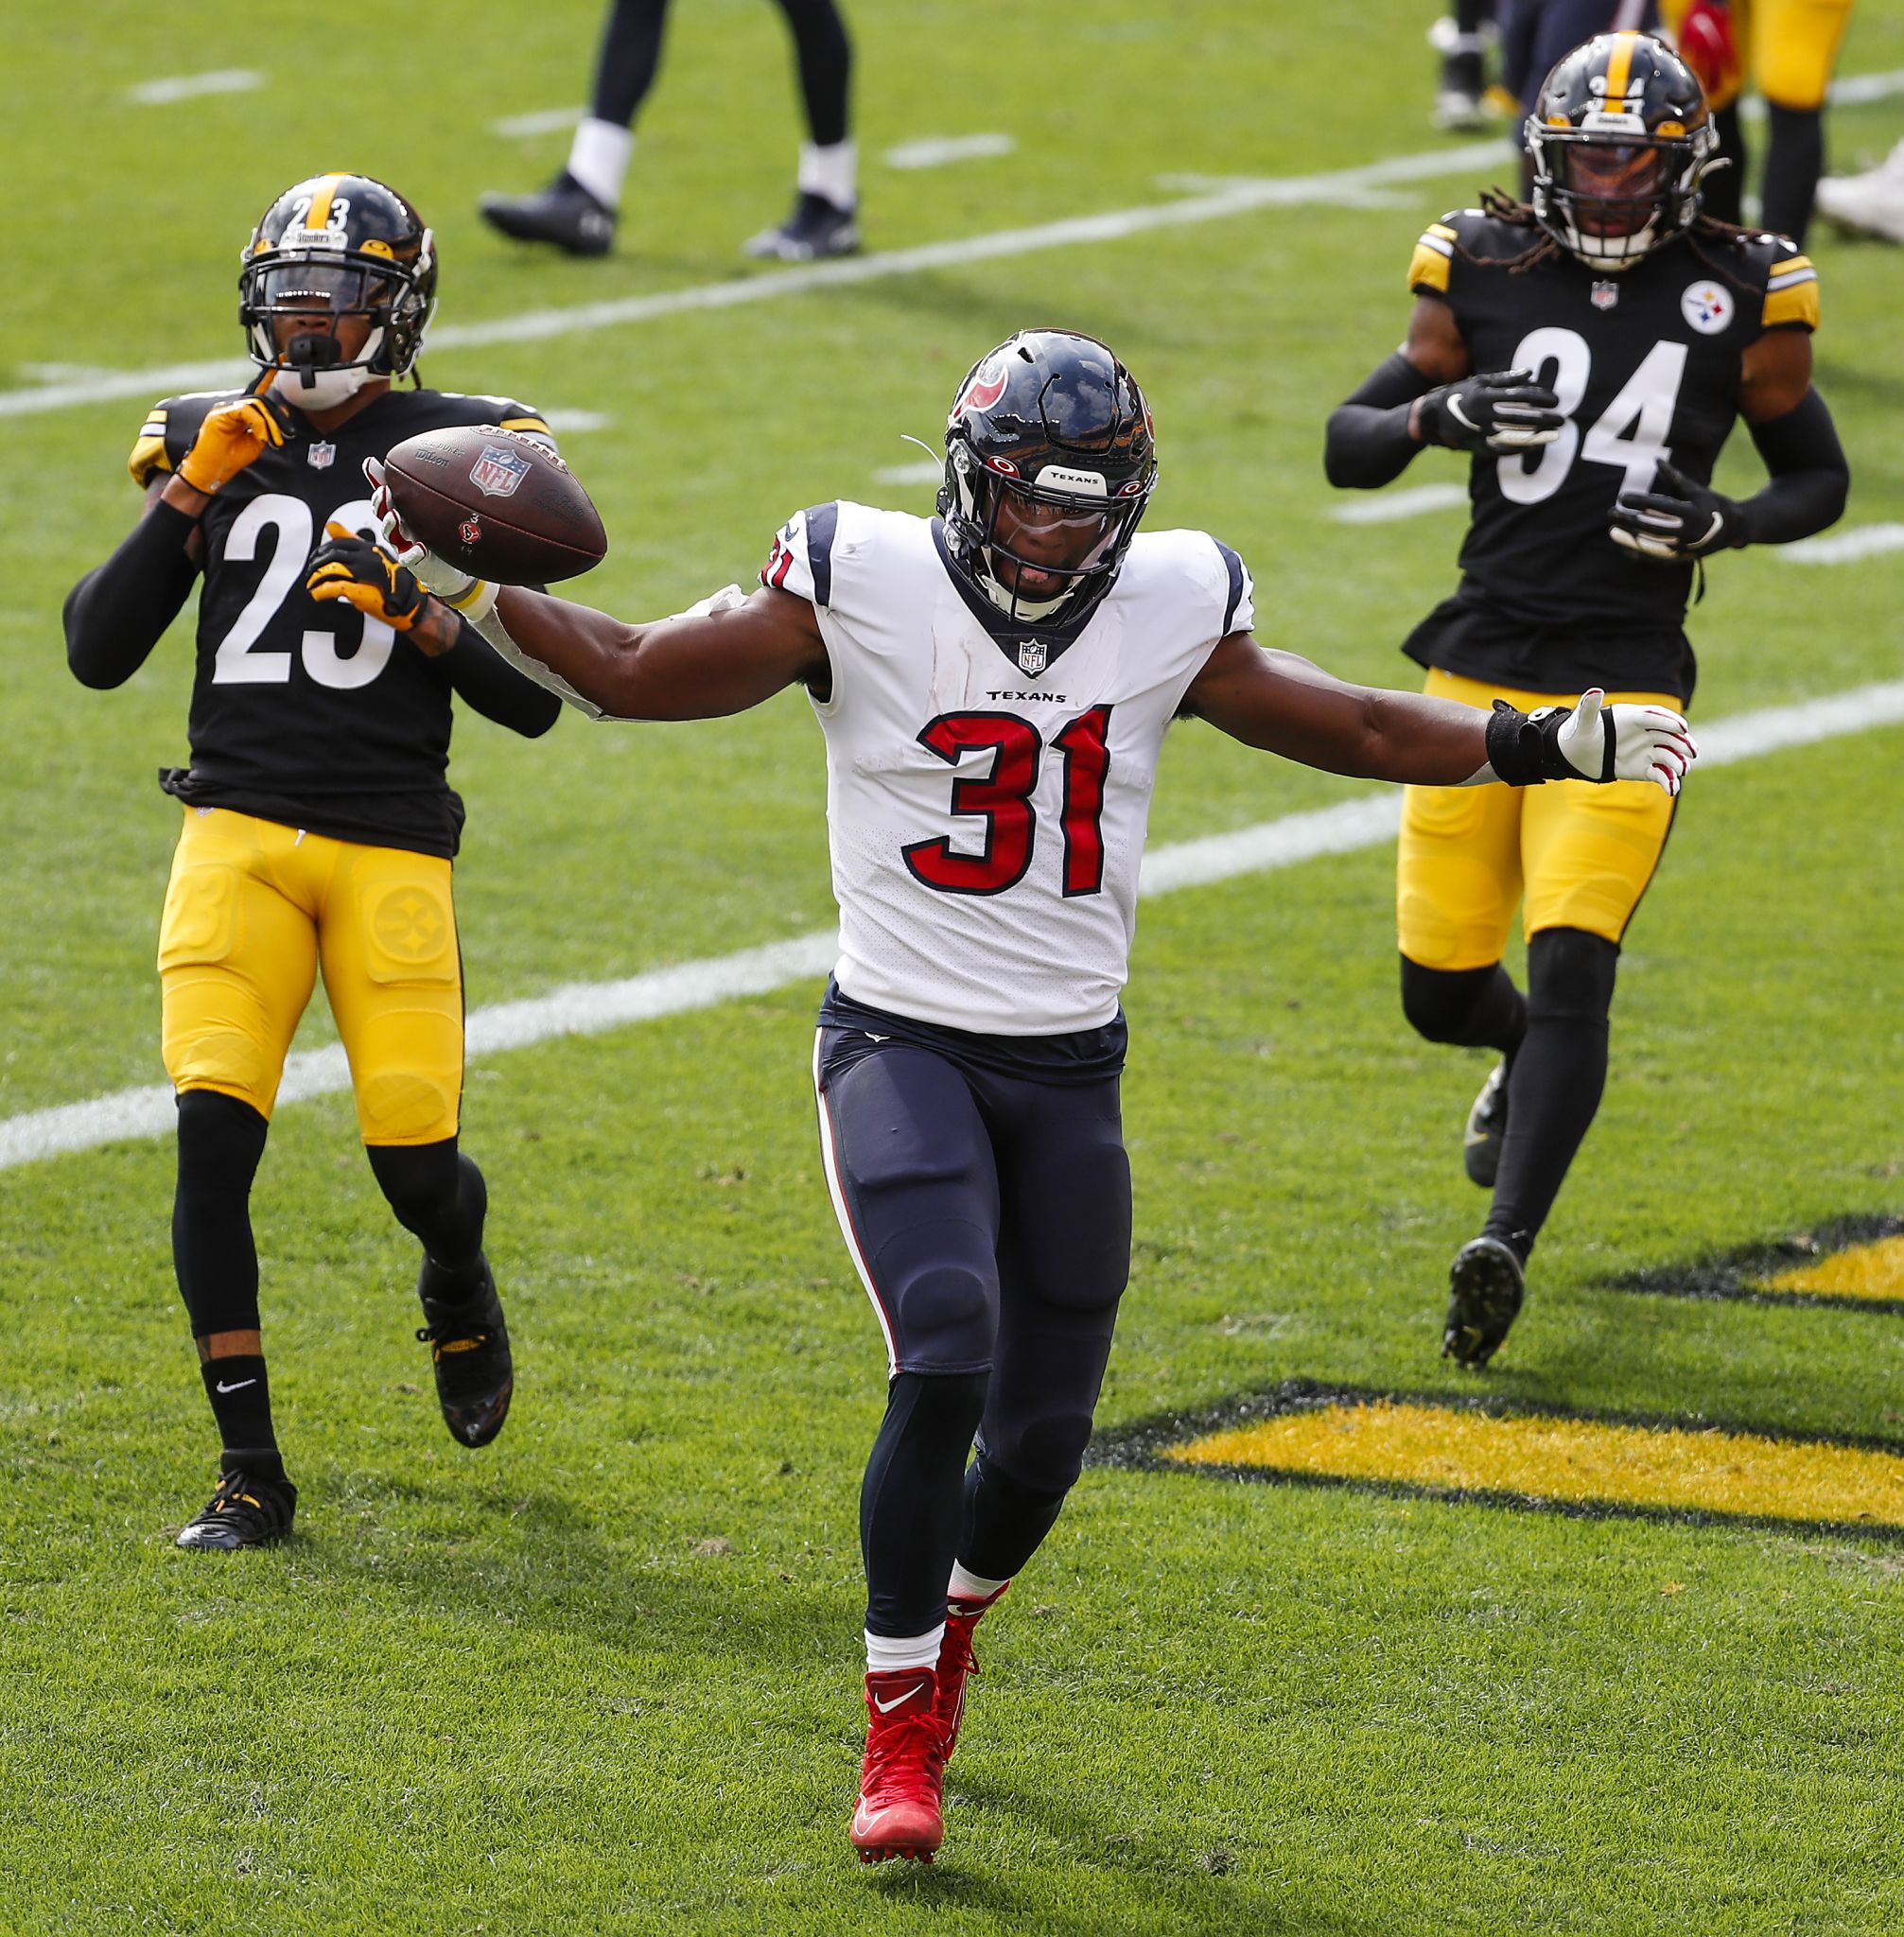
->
[272,323,386,412]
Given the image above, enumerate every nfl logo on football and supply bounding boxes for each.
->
[469,444,532,499]
[1017,638,1048,676]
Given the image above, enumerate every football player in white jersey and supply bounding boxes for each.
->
[307,327,1696,1866]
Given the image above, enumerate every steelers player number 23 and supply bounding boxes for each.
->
[214,493,394,690]
[901,707,1111,899]
[1498,327,1688,506]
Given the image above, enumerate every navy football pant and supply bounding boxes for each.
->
[814,1032,1131,1636]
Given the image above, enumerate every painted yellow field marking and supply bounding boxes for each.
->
[1168,1400,1904,1527]
[1763,1236,1904,1303]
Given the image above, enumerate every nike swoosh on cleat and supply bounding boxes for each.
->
[872,1681,930,1713]
[215,1378,259,1394]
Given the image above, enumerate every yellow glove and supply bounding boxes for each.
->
[306,525,431,632]
[176,375,290,494]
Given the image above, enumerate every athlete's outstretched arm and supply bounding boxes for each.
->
[1183,635,1696,794]
[479,583,827,720]
[305,529,829,722]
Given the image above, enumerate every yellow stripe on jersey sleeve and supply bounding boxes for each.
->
[129,431,172,485]
[1763,256,1820,330]
[498,413,553,439]
[1409,225,1458,294]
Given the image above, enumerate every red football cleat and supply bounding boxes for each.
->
[934,1579,1009,1759]
[849,1668,949,1864]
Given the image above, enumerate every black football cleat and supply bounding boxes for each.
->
[1442,1235,1526,1368]
[742,192,860,262]
[1463,1059,1510,1188]
[417,1253,514,1448]
[479,175,616,256]
[176,1468,298,1550]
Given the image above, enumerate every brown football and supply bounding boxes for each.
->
[381,425,608,585]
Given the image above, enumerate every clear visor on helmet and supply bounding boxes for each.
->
[245,255,395,316]
[976,471,1137,606]
[1546,137,1675,236]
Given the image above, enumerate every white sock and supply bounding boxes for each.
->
[567,117,635,209]
[948,1562,1008,1604]
[865,1625,944,1675]
[798,139,857,212]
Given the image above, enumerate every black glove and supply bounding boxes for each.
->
[1610,461,1749,562]
[305,529,433,632]
[1415,368,1564,453]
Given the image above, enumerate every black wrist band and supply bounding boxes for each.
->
[1484,701,1549,786]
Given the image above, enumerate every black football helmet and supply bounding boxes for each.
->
[938,329,1157,627]
[1526,32,1719,271]
[238,173,437,405]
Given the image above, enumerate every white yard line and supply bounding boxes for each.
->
[0,138,1509,422]
[127,69,262,106]
[493,106,585,138]
[883,134,1017,170]
[5,677,1902,1172]
[1328,483,1470,525]
[1783,523,1904,566]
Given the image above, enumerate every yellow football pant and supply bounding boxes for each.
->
[1660,0,1855,110]
[158,807,464,1144]
[1397,671,1682,973]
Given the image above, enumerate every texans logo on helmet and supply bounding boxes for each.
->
[953,358,1009,421]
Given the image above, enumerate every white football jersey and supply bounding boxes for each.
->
[766,501,1255,1035]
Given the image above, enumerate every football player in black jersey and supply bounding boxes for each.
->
[1325,32,1847,1366]
[62,174,564,1547]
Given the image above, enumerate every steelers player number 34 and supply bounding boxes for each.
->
[214,493,394,689]
[1497,328,1688,506]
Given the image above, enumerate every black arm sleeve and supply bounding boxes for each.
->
[1324,352,1439,490]
[1737,387,1850,547]
[440,620,564,737]
[62,499,201,689]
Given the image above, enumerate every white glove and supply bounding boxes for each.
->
[1552,689,1700,796]
[362,456,482,602]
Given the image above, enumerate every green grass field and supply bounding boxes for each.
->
[7,3,1904,1929]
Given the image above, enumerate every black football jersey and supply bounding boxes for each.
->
[129,386,556,857]
[1402,210,1820,701]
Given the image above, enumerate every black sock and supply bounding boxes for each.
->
[200,1356,283,1482]
[862,1370,989,1636]
[367,1142,488,1287]
[1703,102,1747,228]
[1400,956,1528,1055]
[959,1451,1070,1583]
[173,1090,270,1336]
[589,0,670,127]
[1762,102,1824,248]
[774,0,852,148]
[1486,929,1618,1260]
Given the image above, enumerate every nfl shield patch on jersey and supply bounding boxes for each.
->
[1016,638,1048,676]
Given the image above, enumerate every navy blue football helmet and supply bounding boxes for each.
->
[938,329,1158,627]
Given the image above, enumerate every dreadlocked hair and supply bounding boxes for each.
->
[1452,185,1761,292]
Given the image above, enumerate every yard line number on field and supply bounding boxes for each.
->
[4,680,1902,1171]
